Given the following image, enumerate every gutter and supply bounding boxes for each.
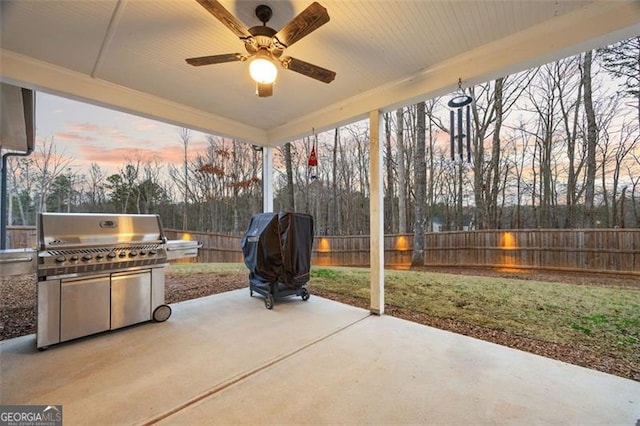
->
[1,87,35,250]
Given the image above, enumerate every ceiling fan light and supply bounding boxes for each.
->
[249,57,278,84]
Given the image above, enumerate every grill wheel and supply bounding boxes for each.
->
[153,304,172,322]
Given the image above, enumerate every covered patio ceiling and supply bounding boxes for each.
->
[1,0,639,147]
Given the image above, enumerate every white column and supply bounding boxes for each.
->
[262,146,274,212]
[369,110,384,315]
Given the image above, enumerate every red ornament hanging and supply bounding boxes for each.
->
[308,143,318,167]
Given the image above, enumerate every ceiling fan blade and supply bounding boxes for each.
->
[257,83,273,97]
[274,2,329,48]
[195,0,252,39]
[186,53,246,66]
[282,56,335,83]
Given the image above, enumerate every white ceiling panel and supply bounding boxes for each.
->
[1,0,638,146]
[0,0,119,74]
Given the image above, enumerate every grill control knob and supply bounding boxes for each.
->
[96,254,104,260]
[149,249,157,255]
[139,250,147,256]
[119,252,127,258]
[107,252,117,259]
[71,255,79,261]
[129,251,138,257]
[55,255,66,263]
[82,254,93,261]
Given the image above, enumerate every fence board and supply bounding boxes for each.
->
[6,227,639,275]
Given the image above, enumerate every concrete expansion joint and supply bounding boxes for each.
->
[139,314,370,426]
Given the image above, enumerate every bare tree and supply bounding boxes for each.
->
[396,107,408,233]
[331,128,341,233]
[6,157,34,225]
[505,122,534,228]
[424,99,447,232]
[87,163,106,211]
[526,64,565,228]
[119,158,140,213]
[583,50,598,228]
[556,56,586,228]
[179,128,191,230]
[32,137,73,213]
[136,157,165,214]
[599,36,640,128]
[412,101,426,266]
[470,71,536,229]
[283,142,295,211]
[598,111,638,227]
[628,151,640,226]
[384,113,395,233]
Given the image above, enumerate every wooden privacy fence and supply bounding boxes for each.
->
[161,229,640,275]
[6,227,639,275]
[4,226,37,249]
[421,229,639,275]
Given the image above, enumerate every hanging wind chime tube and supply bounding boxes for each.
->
[448,78,474,163]
[449,110,455,161]
[466,104,471,163]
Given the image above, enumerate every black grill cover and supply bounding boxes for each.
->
[241,212,314,289]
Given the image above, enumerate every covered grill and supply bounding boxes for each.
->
[35,212,199,349]
[241,212,314,309]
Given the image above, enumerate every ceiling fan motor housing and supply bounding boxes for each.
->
[255,4,273,25]
[246,25,283,58]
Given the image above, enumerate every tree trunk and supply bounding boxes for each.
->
[384,113,395,233]
[332,128,341,234]
[583,50,597,228]
[396,107,407,233]
[488,77,504,229]
[284,142,295,211]
[179,128,191,230]
[471,88,487,230]
[411,101,426,266]
[563,58,583,229]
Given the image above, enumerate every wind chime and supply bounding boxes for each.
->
[448,78,474,231]
[308,128,318,180]
[448,78,473,163]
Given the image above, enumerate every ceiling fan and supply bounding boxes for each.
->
[187,0,336,97]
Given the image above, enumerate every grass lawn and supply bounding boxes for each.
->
[310,266,640,365]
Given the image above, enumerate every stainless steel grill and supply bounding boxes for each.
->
[37,213,167,277]
[35,213,199,349]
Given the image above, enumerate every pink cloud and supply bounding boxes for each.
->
[54,131,97,142]
[191,139,208,151]
[132,120,159,132]
[65,122,101,132]
[77,144,185,167]
[99,127,130,143]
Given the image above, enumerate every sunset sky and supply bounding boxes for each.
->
[35,92,211,175]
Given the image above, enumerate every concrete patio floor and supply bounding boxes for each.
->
[1,289,639,425]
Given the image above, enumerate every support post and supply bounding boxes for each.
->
[262,146,274,212]
[369,110,384,315]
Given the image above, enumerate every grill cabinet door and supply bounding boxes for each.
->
[60,275,111,342]
[111,271,151,329]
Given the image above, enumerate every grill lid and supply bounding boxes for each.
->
[39,213,166,249]
[37,213,168,278]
